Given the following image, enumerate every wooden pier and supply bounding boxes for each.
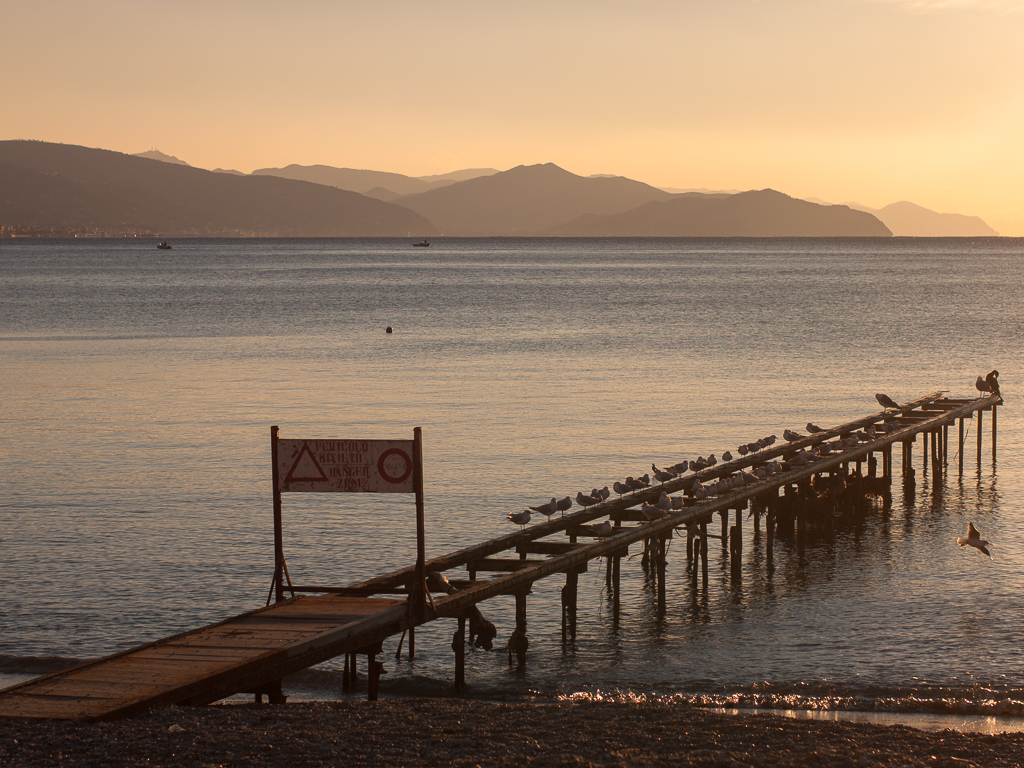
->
[0,390,1001,720]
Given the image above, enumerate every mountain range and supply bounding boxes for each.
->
[1,141,434,237]
[0,140,999,238]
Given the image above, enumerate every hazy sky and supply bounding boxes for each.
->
[5,0,1024,233]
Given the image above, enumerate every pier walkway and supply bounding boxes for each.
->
[0,390,1001,720]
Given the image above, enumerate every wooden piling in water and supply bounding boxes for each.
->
[992,404,998,462]
[958,417,964,477]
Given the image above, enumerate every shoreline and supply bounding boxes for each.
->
[4,699,1024,767]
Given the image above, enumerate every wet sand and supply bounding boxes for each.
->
[3,699,1024,767]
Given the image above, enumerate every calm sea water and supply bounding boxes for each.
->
[2,237,1023,731]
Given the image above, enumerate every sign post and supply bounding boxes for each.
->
[269,427,427,618]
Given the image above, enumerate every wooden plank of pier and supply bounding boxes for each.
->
[0,595,407,721]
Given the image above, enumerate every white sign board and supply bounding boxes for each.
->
[276,439,416,493]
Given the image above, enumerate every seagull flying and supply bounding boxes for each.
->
[957,522,991,557]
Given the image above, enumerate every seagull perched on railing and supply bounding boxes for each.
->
[556,496,573,515]
[875,393,900,410]
[806,422,824,434]
[508,510,531,529]
[528,498,558,519]
[783,429,803,442]
[576,490,601,509]
[957,522,991,557]
[613,481,631,497]
[986,370,1001,399]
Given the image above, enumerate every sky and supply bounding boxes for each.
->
[5,0,1024,234]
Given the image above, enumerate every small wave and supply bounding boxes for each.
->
[557,683,1024,720]
[0,654,83,675]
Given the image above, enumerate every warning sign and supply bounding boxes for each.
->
[276,439,415,493]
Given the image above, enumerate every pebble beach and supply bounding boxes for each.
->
[4,699,1024,767]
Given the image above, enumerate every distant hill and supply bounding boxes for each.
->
[395,163,676,236]
[846,200,997,237]
[552,189,892,237]
[0,141,436,237]
[252,164,498,198]
[417,169,498,184]
[133,149,190,166]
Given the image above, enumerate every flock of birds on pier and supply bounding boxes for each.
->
[506,383,1000,559]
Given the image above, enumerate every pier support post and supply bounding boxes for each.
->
[562,571,578,641]
[700,522,709,587]
[992,404,998,462]
[977,409,983,465]
[367,648,384,702]
[958,417,964,477]
[342,652,358,691]
[453,617,466,692]
[902,440,914,486]
[508,591,529,667]
[656,537,667,613]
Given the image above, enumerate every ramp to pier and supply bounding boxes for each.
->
[0,594,406,721]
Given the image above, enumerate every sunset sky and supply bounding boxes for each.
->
[5,0,1024,233]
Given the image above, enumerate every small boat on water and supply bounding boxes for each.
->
[157,241,172,250]
[412,240,430,247]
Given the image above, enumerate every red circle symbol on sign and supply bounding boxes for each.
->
[377,448,413,484]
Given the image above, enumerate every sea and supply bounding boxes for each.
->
[1,236,1023,733]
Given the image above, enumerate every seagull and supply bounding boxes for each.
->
[653,468,675,484]
[806,422,824,434]
[597,486,611,501]
[507,510,531,529]
[640,502,668,520]
[986,370,1001,398]
[957,522,991,557]
[556,496,573,515]
[737,444,749,456]
[591,520,613,536]
[576,490,601,509]
[528,498,558,519]
[613,481,631,497]
[976,376,991,394]
[875,393,900,410]
[783,429,803,442]
[722,450,733,462]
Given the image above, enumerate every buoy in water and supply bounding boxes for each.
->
[385,326,393,334]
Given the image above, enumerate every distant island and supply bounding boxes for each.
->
[0,140,1000,238]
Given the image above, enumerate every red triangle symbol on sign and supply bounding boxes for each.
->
[285,443,329,483]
